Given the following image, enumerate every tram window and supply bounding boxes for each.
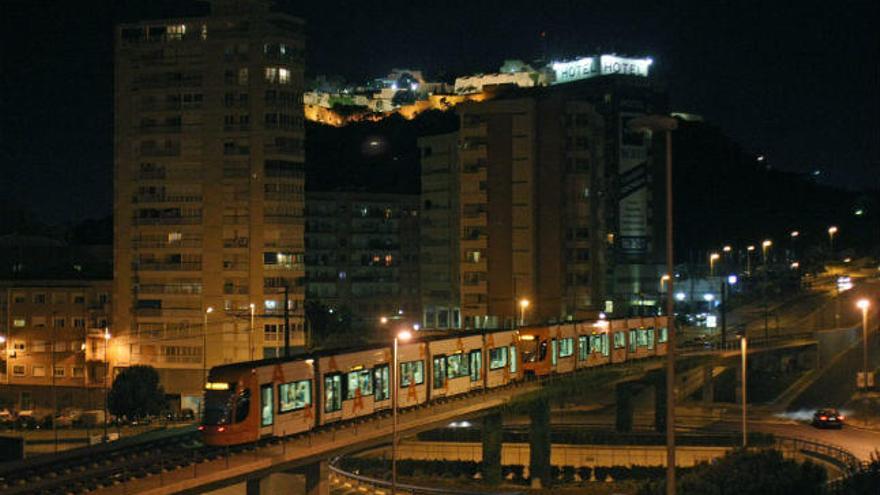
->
[345,369,373,399]
[489,347,508,369]
[469,349,482,382]
[373,365,390,401]
[637,329,648,347]
[551,339,558,365]
[433,355,447,388]
[659,327,668,343]
[613,332,626,349]
[279,380,310,412]
[509,345,517,373]
[647,328,655,349]
[400,360,424,387]
[447,353,469,379]
[260,384,273,427]
[324,374,342,412]
[629,330,638,352]
[234,388,250,423]
[578,336,589,360]
[559,337,574,358]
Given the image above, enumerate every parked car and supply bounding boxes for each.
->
[812,408,844,429]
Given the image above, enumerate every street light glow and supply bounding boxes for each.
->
[661,274,670,281]
[747,245,755,252]
[103,329,111,340]
[703,294,715,302]
[762,240,772,248]
[723,245,732,253]
[710,253,720,261]
[397,330,412,341]
[380,316,388,324]
[790,262,800,269]
[519,299,530,309]
[675,292,686,301]
[790,231,799,238]
[856,299,870,310]
[206,306,214,314]
[727,275,738,285]
[828,226,838,235]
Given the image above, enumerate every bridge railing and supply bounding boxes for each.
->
[773,435,863,476]
[678,331,815,355]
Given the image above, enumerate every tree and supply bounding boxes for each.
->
[108,365,167,420]
[638,448,826,495]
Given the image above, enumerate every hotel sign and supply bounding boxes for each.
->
[552,55,652,84]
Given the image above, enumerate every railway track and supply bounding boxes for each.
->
[0,427,207,495]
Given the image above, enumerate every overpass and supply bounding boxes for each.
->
[0,334,819,495]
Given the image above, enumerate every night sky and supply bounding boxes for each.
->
[1,0,877,224]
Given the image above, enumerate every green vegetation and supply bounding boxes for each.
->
[637,449,826,495]
[107,365,167,420]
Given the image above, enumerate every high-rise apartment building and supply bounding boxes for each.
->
[417,133,461,330]
[455,91,607,328]
[113,0,306,406]
[305,192,420,328]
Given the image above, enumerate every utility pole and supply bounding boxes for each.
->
[283,284,290,358]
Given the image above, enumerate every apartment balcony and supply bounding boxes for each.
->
[134,261,202,271]
[133,216,201,226]
[132,194,202,204]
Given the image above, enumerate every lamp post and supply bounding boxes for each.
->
[249,303,255,361]
[709,253,720,276]
[761,240,772,265]
[203,307,213,417]
[103,328,111,441]
[660,274,671,294]
[392,329,413,495]
[519,299,530,326]
[628,114,678,495]
[746,245,755,276]
[828,226,838,258]
[857,299,871,389]
[789,231,799,262]
[721,275,737,348]
[739,332,748,448]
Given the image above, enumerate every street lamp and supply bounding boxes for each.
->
[660,274,671,293]
[828,226,838,256]
[746,245,756,276]
[203,307,213,410]
[519,299,530,326]
[103,328,111,441]
[761,240,772,264]
[249,303,256,361]
[721,275,737,347]
[856,299,871,389]
[628,113,678,495]
[739,332,748,448]
[709,253,720,276]
[392,329,413,495]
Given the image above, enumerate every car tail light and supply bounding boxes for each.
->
[819,416,827,421]
[837,415,845,420]
[198,425,205,431]
[218,426,226,432]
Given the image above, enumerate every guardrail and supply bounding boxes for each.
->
[328,454,523,495]
[773,435,863,476]
[679,332,816,355]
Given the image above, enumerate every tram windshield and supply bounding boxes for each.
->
[204,389,235,425]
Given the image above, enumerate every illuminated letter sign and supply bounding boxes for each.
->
[599,55,652,77]
[551,57,596,84]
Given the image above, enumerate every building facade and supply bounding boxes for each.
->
[113,0,306,406]
[0,281,112,411]
[417,133,461,330]
[305,192,420,329]
[455,91,607,328]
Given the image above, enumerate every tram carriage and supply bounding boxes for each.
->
[201,317,671,447]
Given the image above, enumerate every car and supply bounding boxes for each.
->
[812,408,844,429]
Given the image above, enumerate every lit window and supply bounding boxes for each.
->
[278,68,290,84]
[12,366,25,377]
[13,318,26,327]
[54,366,65,377]
[168,232,183,243]
[279,380,311,412]
[167,24,186,40]
[265,300,277,310]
